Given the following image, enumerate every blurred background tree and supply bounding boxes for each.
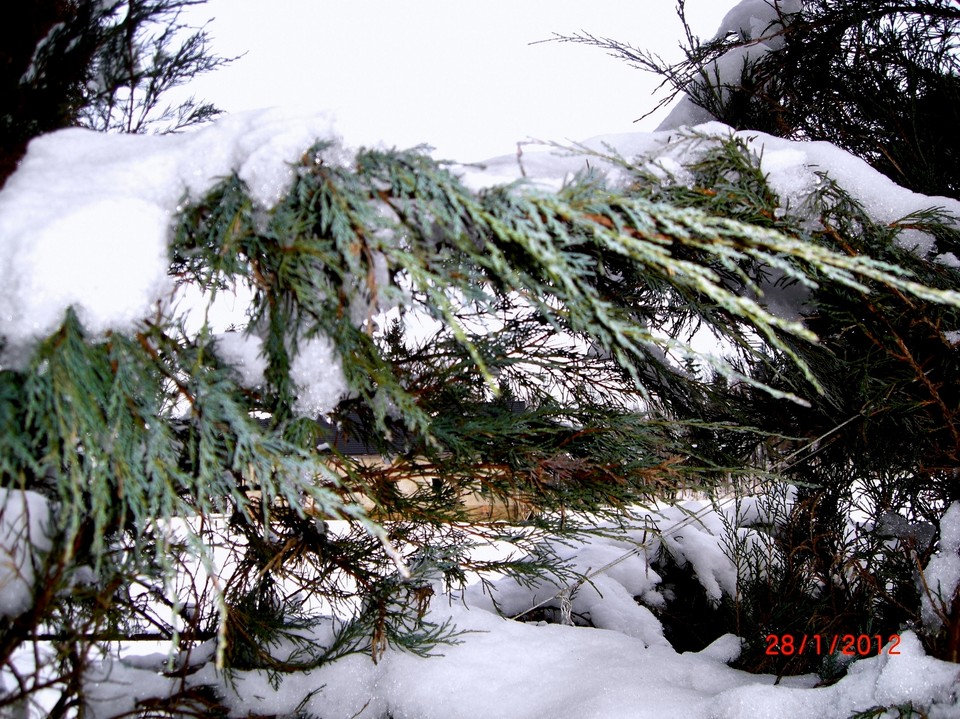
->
[551,0,960,199]
[0,0,233,186]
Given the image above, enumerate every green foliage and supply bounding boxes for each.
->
[605,129,960,673]
[80,0,235,134]
[3,3,959,714]
[4,121,960,713]
[552,0,960,198]
[731,0,960,199]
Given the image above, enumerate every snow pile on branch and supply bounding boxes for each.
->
[656,0,801,131]
[460,499,773,642]
[0,108,344,362]
[213,332,268,388]
[290,335,347,416]
[214,331,346,414]
[463,121,960,261]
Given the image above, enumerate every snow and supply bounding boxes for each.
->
[290,334,348,416]
[462,527,669,647]
[644,0,960,254]
[656,0,800,131]
[0,107,344,366]
[76,498,960,718]
[921,502,960,632]
[0,490,52,619]
[464,123,960,251]
[459,116,960,325]
[714,0,800,45]
[214,332,267,388]
[708,631,960,719]
[746,132,960,249]
[84,513,960,719]
[85,659,183,719]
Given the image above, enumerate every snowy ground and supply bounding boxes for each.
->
[78,499,960,719]
[181,613,955,719]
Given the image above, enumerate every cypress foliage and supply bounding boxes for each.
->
[2,130,960,712]
[3,2,960,713]
[548,0,960,671]
[619,130,960,673]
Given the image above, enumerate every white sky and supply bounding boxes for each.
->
[181,1,731,162]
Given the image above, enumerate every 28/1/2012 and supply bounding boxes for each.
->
[765,634,901,656]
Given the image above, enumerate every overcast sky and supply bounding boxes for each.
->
[181,1,730,162]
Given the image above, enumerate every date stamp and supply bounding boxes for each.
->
[765,634,901,657]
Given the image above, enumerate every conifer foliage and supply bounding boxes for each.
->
[549,0,960,671]
[3,1,960,716]
[622,131,960,673]
[550,0,960,198]
[3,127,960,713]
